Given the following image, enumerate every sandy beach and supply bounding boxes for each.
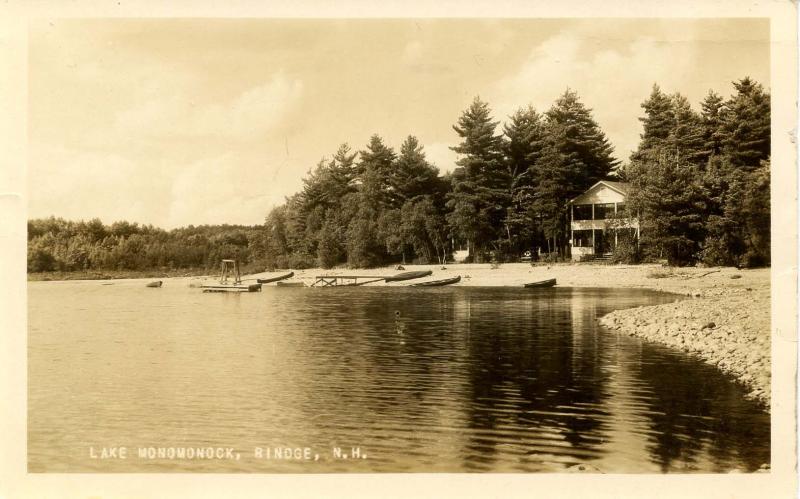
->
[246,262,771,410]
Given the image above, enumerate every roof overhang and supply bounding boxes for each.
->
[568,181,628,205]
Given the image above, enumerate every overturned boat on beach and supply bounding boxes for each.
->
[410,275,461,287]
[384,270,433,282]
[257,271,294,284]
[523,278,557,288]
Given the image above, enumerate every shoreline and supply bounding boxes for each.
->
[29,263,770,410]
[27,269,211,281]
[239,262,774,411]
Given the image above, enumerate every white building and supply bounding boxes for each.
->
[568,181,639,262]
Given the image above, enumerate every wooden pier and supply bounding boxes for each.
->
[312,275,387,287]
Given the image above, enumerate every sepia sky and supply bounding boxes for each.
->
[28,18,770,228]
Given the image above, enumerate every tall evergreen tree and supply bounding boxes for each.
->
[544,89,617,189]
[719,77,771,170]
[668,93,706,166]
[628,91,711,265]
[699,90,725,159]
[627,147,707,265]
[446,97,507,259]
[392,135,442,205]
[358,135,396,209]
[329,143,359,192]
[531,90,618,255]
[632,84,675,161]
[502,106,546,254]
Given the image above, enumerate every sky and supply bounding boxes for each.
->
[28,18,770,229]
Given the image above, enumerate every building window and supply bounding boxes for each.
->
[616,203,627,216]
[573,229,593,247]
[573,204,593,220]
[594,203,615,220]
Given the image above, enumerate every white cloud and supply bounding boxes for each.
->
[28,142,293,228]
[488,33,704,160]
[115,71,304,141]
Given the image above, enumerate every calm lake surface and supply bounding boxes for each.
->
[28,281,770,473]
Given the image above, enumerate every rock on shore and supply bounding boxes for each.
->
[599,286,770,410]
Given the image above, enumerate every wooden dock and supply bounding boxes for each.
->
[312,275,387,287]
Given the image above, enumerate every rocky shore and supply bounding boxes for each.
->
[599,273,770,411]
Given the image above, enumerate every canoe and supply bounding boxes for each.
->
[523,278,557,288]
[410,275,461,287]
[201,283,262,293]
[385,270,433,282]
[146,280,163,288]
[257,271,294,284]
[276,281,305,287]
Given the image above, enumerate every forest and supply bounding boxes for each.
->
[27,77,770,273]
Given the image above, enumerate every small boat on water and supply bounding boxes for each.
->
[257,271,294,284]
[384,270,433,282]
[276,281,305,287]
[146,280,163,288]
[524,278,557,288]
[410,275,461,287]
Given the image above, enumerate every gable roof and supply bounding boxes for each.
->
[568,180,631,204]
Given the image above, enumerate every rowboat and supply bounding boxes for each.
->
[384,270,433,282]
[523,278,556,288]
[202,283,262,293]
[276,281,305,287]
[146,280,163,288]
[257,271,294,284]
[410,275,461,287]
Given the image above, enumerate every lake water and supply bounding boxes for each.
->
[28,280,770,473]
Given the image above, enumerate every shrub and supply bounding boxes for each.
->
[610,232,642,264]
[28,248,56,272]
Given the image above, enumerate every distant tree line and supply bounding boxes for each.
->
[28,78,770,272]
[27,219,268,272]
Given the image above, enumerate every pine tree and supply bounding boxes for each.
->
[329,143,359,193]
[627,90,707,265]
[668,93,706,166]
[544,89,617,190]
[627,147,707,265]
[392,135,441,205]
[700,90,725,159]
[531,90,618,256]
[446,97,507,260]
[632,84,675,162]
[358,135,396,209]
[502,106,546,254]
[720,77,771,170]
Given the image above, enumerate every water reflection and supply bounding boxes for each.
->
[28,283,769,472]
